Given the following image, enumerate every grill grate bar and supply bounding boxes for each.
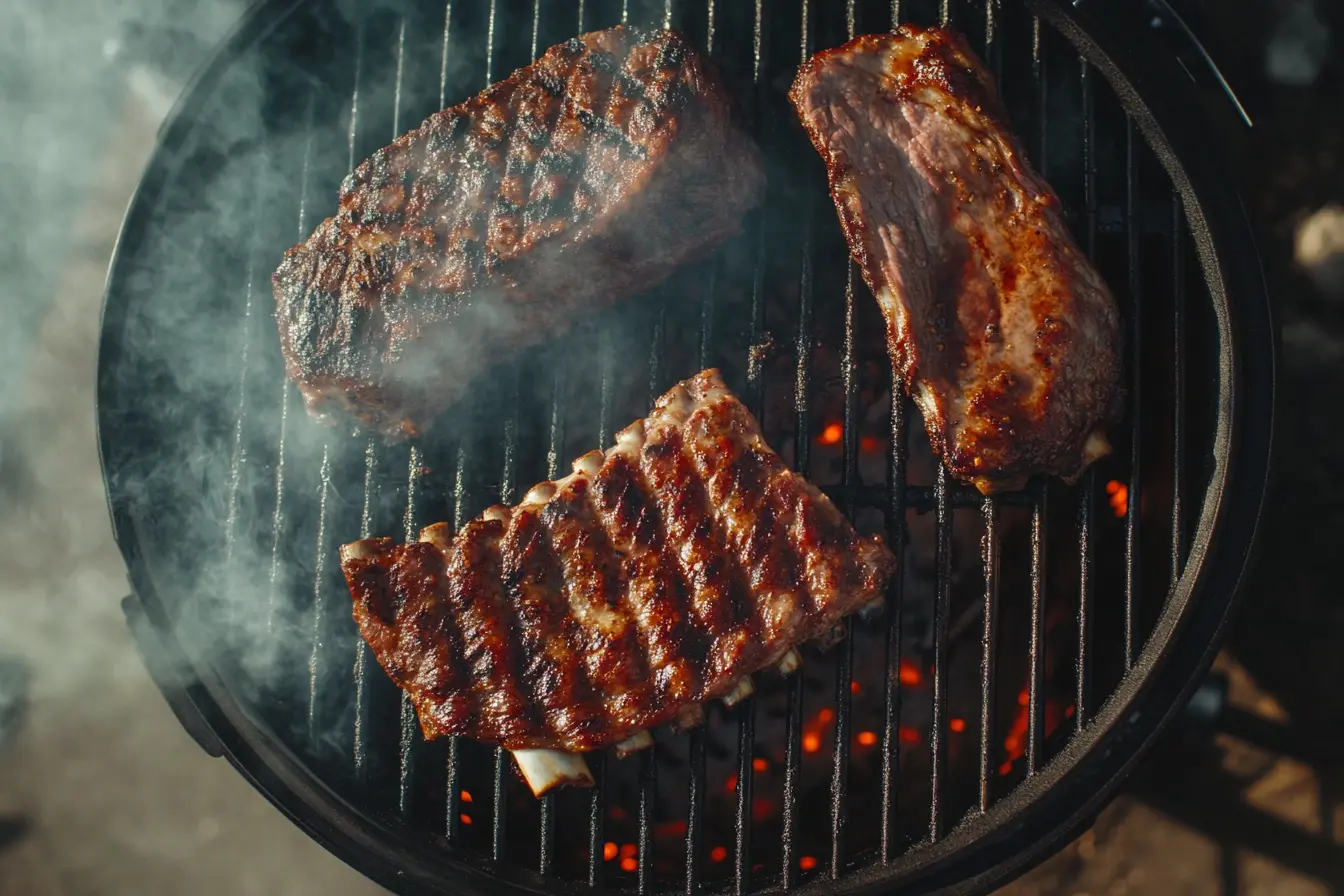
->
[336,19,367,761]
[977,495,1000,813]
[883,2,910,850]
[265,91,315,630]
[399,444,425,818]
[1124,118,1143,670]
[1027,486,1048,774]
[587,754,606,887]
[434,1,463,836]
[784,0,816,872]
[831,619,854,875]
[781,670,804,888]
[831,0,860,867]
[928,465,953,841]
[445,440,472,841]
[734,697,755,895]
[686,728,707,895]
[1075,57,1098,732]
[638,749,656,895]
[880,343,910,852]
[538,369,566,873]
[492,372,521,861]
[307,443,333,740]
[737,0,769,876]
[1171,193,1186,585]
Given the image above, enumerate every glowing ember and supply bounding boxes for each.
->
[752,798,775,822]
[850,680,861,694]
[1000,696,1031,775]
[460,790,472,804]
[802,732,822,753]
[817,708,835,724]
[621,844,637,859]
[860,435,881,454]
[856,730,878,747]
[604,842,619,861]
[1106,479,1128,517]
[725,772,738,793]
[461,814,472,825]
[818,422,843,445]
[899,660,922,687]
[711,846,728,862]
[1065,704,1076,718]
[800,856,818,871]
[898,726,920,745]
[949,717,967,733]
[620,857,638,873]
[752,757,769,773]
[656,821,688,839]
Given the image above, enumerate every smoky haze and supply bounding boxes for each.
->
[2,0,760,818]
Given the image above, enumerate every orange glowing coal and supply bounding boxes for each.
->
[860,435,881,454]
[949,717,967,733]
[856,730,878,747]
[620,857,638,873]
[799,856,818,871]
[725,772,738,793]
[711,846,728,862]
[850,680,861,694]
[1105,479,1128,517]
[460,790,472,803]
[899,659,922,687]
[604,842,619,861]
[898,726,921,745]
[753,757,769,773]
[802,732,822,753]
[461,814,472,825]
[818,422,843,445]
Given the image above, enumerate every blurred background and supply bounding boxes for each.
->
[0,0,1339,893]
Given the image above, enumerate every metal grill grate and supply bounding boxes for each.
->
[96,0,1274,893]
[283,0,1183,887]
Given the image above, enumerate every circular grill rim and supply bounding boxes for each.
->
[95,0,1276,893]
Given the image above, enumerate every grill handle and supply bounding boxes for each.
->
[121,593,225,759]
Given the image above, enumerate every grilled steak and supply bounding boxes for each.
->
[790,26,1122,494]
[341,370,896,763]
[274,28,765,440]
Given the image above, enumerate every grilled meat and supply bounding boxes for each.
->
[274,28,764,440]
[790,26,1122,494]
[340,370,896,786]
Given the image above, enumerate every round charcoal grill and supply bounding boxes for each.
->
[98,0,1274,893]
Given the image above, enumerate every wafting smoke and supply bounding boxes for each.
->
[1265,0,1331,86]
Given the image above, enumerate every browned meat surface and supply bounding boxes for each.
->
[274,27,764,440]
[340,370,897,753]
[789,26,1122,494]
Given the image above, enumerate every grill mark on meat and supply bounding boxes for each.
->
[393,544,475,736]
[685,399,808,651]
[537,470,654,730]
[275,28,764,440]
[497,507,604,745]
[427,520,539,743]
[639,415,758,696]
[590,447,706,711]
[340,371,898,753]
[789,26,1122,493]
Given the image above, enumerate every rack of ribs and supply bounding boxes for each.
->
[790,25,1123,494]
[340,370,898,796]
[274,26,765,440]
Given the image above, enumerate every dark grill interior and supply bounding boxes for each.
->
[95,0,1259,893]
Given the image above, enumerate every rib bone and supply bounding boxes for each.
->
[512,749,595,797]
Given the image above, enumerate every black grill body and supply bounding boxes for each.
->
[98,0,1274,893]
